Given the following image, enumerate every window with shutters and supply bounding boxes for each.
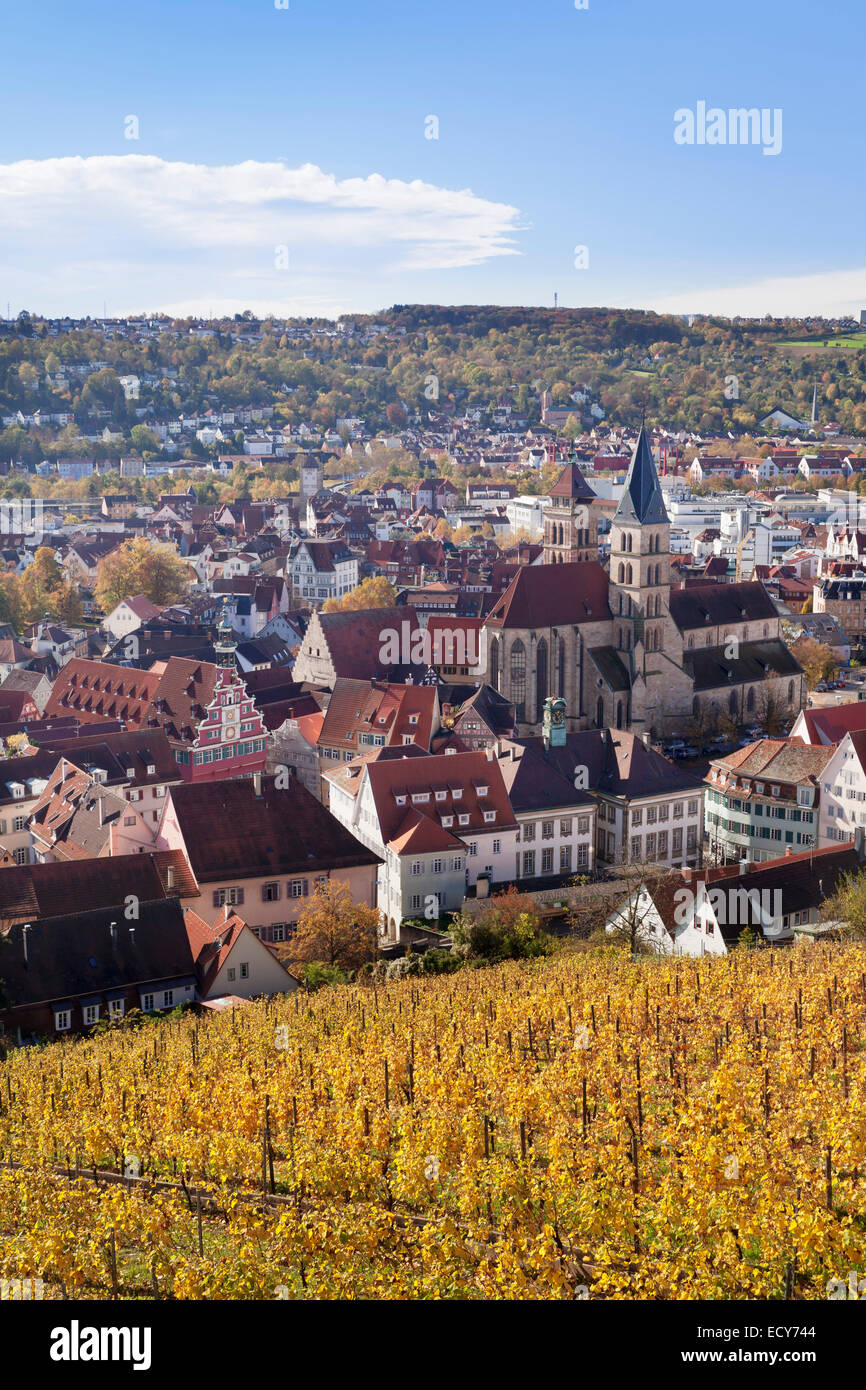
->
[263,881,280,902]
[213,887,244,908]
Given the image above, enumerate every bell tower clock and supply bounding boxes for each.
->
[543,695,568,749]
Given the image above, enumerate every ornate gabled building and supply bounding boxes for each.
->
[482,427,805,739]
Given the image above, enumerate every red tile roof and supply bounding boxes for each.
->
[365,749,517,854]
[319,679,437,753]
[167,774,381,882]
[44,656,220,745]
[486,561,611,629]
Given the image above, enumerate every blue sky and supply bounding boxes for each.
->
[1,0,863,319]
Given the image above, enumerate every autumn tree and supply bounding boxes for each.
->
[94,538,191,612]
[821,870,866,940]
[283,878,380,971]
[321,576,397,612]
[790,636,836,690]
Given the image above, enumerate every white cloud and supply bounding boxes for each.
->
[647,266,866,319]
[0,155,524,316]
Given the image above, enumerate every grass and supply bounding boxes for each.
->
[774,333,866,352]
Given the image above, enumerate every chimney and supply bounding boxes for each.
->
[98,793,105,828]
[223,902,231,922]
[739,858,749,876]
[641,731,651,748]
[109,920,118,949]
[21,923,30,968]
[253,770,263,798]
[682,867,693,885]
[166,864,175,891]
[785,846,792,857]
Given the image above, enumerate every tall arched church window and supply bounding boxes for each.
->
[510,640,526,722]
[536,639,548,721]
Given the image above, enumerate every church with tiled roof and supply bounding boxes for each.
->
[482,428,806,740]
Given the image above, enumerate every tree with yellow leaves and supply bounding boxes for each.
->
[94,538,191,613]
[322,576,396,613]
[282,878,380,971]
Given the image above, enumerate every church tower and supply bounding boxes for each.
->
[609,426,671,662]
[542,450,598,564]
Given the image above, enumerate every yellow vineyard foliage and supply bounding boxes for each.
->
[0,944,865,1299]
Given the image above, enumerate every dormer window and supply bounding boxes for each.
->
[411,792,429,804]
[483,810,496,823]
[458,813,470,826]
[755,782,764,794]
[409,714,419,725]
[475,784,489,797]
[434,790,447,801]
[451,786,462,798]
[395,793,407,805]
[440,814,454,827]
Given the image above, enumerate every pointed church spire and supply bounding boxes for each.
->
[613,425,669,526]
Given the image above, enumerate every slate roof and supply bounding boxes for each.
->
[683,639,801,692]
[613,426,669,526]
[495,739,594,813]
[588,646,632,692]
[669,580,778,631]
[0,899,197,1011]
[522,729,702,799]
